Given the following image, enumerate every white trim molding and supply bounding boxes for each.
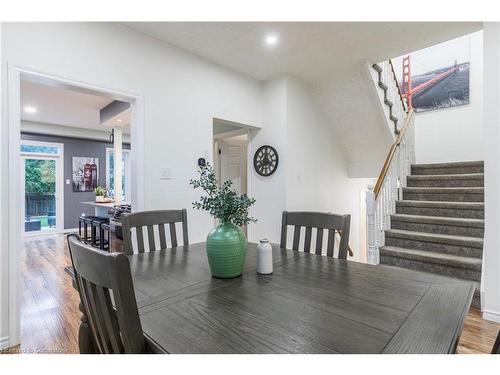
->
[483,309,500,323]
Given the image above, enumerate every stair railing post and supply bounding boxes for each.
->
[366,184,379,265]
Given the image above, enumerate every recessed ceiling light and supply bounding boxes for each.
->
[24,106,37,114]
[117,119,123,123]
[264,34,279,47]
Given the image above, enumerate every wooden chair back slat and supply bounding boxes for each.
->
[280,211,288,250]
[170,222,178,247]
[315,228,323,255]
[327,229,335,257]
[135,227,145,253]
[95,286,122,353]
[158,223,167,249]
[147,225,155,251]
[292,225,301,251]
[280,211,351,259]
[67,234,146,354]
[122,209,189,255]
[304,227,312,253]
[182,210,189,246]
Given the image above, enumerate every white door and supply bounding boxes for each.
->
[218,136,248,234]
[21,141,64,236]
[219,138,247,195]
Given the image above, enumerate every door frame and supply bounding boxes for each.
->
[6,63,145,348]
[20,140,65,237]
[213,128,253,238]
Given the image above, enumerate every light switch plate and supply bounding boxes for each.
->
[66,179,71,185]
[159,167,173,180]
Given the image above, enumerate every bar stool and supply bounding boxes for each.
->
[80,215,96,244]
[84,216,98,245]
[91,217,110,250]
[100,223,111,251]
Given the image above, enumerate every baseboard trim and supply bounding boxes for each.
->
[63,228,79,234]
[0,336,11,351]
[483,309,500,323]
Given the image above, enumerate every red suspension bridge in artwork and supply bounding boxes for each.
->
[401,55,459,109]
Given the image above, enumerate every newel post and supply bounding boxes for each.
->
[366,185,379,265]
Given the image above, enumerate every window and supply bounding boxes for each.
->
[106,148,131,202]
[21,142,61,156]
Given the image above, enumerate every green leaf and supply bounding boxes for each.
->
[190,162,257,226]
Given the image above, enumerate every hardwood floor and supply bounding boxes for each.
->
[2,234,499,354]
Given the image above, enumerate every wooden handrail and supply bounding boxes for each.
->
[373,109,415,198]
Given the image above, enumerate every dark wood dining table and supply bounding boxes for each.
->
[77,242,474,354]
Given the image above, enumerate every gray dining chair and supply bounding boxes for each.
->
[67,234,147,354]
[280,211,351,259]
[493,330,500,354]
[121,209,189,255]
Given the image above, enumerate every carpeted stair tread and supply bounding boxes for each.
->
[390,214,484,227]
[408,173,484,180]
[412,161,483,169]
[403,187,484,193]
[385,229,483,248]
[407,173,484,187]
[380,246,482,270]
[396,200,484,209]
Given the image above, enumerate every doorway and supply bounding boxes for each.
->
[213,119,252,235]
[21,140,64,236]
[6,64,145,350]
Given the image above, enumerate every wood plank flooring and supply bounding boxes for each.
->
[2,234,499,354]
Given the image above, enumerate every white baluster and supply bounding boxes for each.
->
[366,185,378,265]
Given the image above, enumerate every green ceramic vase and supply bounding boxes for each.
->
[206,222,246,278]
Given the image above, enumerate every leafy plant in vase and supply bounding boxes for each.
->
[190,163,256,278]
[94,186,106,203]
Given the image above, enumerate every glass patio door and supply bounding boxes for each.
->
[21,141,64,235]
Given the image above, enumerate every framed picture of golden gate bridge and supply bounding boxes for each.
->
[392,34,471,112]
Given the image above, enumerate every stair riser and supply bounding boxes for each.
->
[385,236,483,258]
[395,205,484,219]
[406,178,484,188]
[411,166,484,175]
[390,220,484,238]
[380,255,481,282]
[403,191,484,202]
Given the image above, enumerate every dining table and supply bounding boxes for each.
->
[75,242,474,354]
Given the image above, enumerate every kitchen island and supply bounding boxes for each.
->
[80,201,117,217]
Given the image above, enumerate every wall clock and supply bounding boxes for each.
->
[253,145,279,177]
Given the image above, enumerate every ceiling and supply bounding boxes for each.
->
[125,22,482,83]
[21,80,131,133]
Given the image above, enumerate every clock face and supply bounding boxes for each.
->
[254,145,279,177]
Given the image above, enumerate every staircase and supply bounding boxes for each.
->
[379,161,484,308]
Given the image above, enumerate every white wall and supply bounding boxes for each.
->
[249,77,287,243]
[285,77,373,261]
[1,22,266,346]
[0,23,379,345]
[415,31,484,164]
[0,22,7,350]
[482,23,500,323]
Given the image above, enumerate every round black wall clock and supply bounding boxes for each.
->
[253,145,279,177]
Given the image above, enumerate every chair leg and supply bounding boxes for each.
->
[91,225,97,247]
[99,227,105,250]
[83,223,88,244]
